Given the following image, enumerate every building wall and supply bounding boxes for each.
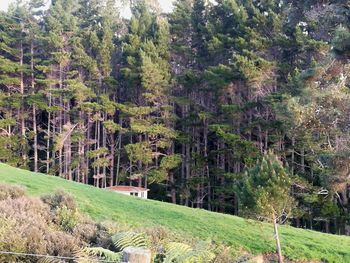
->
[113,190,148,199]
[114,191,131,196]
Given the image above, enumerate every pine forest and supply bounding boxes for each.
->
[1,0,350,238]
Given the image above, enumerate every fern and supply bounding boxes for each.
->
[164,241,215,263]
[73,247,121,263]
[83,247,122,261]
[180,241,216,263]
[163,242,192,263]
[37,257,65,263]
[112,231,149,251]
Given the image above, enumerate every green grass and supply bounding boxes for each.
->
[0,163,349,262]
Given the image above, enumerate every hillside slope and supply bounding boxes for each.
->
[0,163,349,262]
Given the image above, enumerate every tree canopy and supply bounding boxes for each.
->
[1,0,350,236]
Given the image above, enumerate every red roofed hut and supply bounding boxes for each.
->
[107,186,150,199]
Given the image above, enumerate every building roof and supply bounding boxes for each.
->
[107,185,149,192]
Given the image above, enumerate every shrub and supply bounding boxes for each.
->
[0,186,89,262]
[73,220,99,244]
[0,186,122,262]
[332,25,350,56]
[56,206,80,232]
[0,184,25,201]
[143,226,171,255]
[45,231,80,257]
[0,217,27,262]
[100,220,125,235]
[144,226,169,246]
[0,196,80,262]
[0,186,224,263]
[42,190,115,247]
[90,222,115,249]
[41,189,76,211]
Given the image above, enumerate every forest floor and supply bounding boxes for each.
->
[0,163,349,262]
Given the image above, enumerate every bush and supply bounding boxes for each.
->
[143,226,170,253]
[0,185,226,263]
[0,186,102,262]
[0,184,25,201]
[45,231,80,257]
[332,26,350,56]
[0,196,79,262]
[41,189,76,211]
[0,217,27,262]
[56,205,80,232]
[73,220,99,243]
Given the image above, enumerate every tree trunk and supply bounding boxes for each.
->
[170,171,176,204]
[86,113,91,185]
[19,37,26,164]
[342,187,348,207]
[33,106,38,172]
[301,147,305,174]
[58,63,63,178]
[116,129,122,186]
[78,111,84,183]
[273,216,283,263]
[203,120,211,211]
[110,132,115,187]
[325,220,330,233]
[291,136,295,176]
[47,91,52,174]
[204,122,211,211]
[185,139,190,207]
[258,125,263,153]
[219,140,225,213]
[102,115,107,188]
[31,41,38,172]
[64,103,72,181]
[180,142,185,206]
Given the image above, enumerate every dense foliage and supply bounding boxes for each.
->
[0,184,224,263]
[1,0,350,235]
[0,185,114,262]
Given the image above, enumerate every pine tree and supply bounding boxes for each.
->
[0,8,29,167]
[0,0,350,235]
[120,0,180,190]
[238,151,294,263]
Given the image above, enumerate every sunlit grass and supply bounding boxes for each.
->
[0,163,349,262]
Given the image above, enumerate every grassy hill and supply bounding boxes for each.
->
[0,163,349,262]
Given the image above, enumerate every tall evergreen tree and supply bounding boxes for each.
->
[1,0,350,237]
[238,151,294,263]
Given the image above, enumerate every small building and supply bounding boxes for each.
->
[107,185,150,199]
